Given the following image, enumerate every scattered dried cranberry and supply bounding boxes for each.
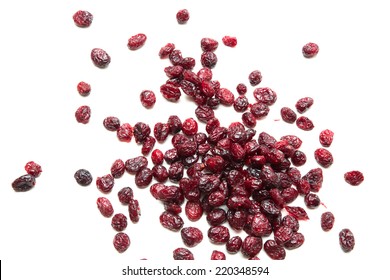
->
[248,70,262,86]
[182,118,198,136]
[295,97,314,114]
[264,239,286,260]
[236,83,247,95]
[160,211,184,231]
[141,136,156,155]
[216,88,234,106]
[176,9,190,24]
[201,38,219,52]
[117,123,133,142]
[128,199,141,223]
[211,250,226,260]
[113,232,130,253]
[154,122,170,142]
[302,42,319,58]
[181,227,203,247]
[241,236,263,258]
[321,211,335,231]
[159,43,175,59]
[185,200,203,221]
[226,236,242,254]
[96,174,115,193]
[135,167,153,188]
[127,33,147,50]
[75,105,91,124]
[74,169,93,186]
[242,112,257,128]
[140,90,156,108]
[285,206,309,220]
[344,171,364,186]
[77,81,91,96]
[291,150,307,167]
[250,102,270,119]
[103,116,120,131]
[12,174,36,192]
[314,148,333,168]
[319,129,334,147]
[304,193,321,209]
[253,87,277,105]
[118,187,134,204]
[339,228,355,252]
[111,213,128,231]
[96,197,114,217]
[201,51,218,68]
[109,159,125,179]
[208,226,230,244]
[173,248,194,260]
[284,232,305,249]
[25,161,42,177]
[125,156,148,174]
[296,116,314,131]
[280,107,297,123]
[222,36,237,47]
[73,10,93,27]
[160,83,181,102]
[91,48,111,68]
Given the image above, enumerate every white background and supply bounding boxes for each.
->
[0,0,388,279]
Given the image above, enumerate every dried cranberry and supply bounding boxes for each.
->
[249,70,262,86]
[96,197,114,217]
[125,156,148,174]
[339,228,355,252]
[274,226,293,245]
[128,199,141,223]
[302,42,319,58]
[302,168,323,192]
[251,213,272,237]
[133,122,151,144]
[154,122,170,142]
[117,123,133,142]
[233,96,249,112]
[291,150,307,167]
[103,116,120,131]
[135,167,153,188]
[176,9,190,24]
[96,174,114,193]
[111,213,128,231]
[264,240,286,260]
[75,105,91,124]
[344,171,364,186]
[284,232,305,249]
[208,226,230,244]
[195,105,215,122]
[285,206,309,220]
[173,248,194,260]
[281,135,302,149]
[321,211,335,231]
[226,236,242,254]
[236,83,247,95]
[74,169,92,186]
[141,136,156,155]
[181,227,203,247]
[113,232,130,253]
[160,83,181,102]
[206,208,227,226]
[168,162,184,182]
[295,97,314,113]
[160,211,184,231]
[319,129,334,147]
[91,48,111,68]
[241,236,263,258]
[152,165,169,182]
[250,102,270,119]
[169,49,183,65]
[180,57,196,70]
[118,187,134,204]
[281,107,297,123]
[282,215,300,232]
[211,250,226,260]
[201,38,219,52]
[185,200,203,221]
[11,174,36,192]
[164,148,179,164]
[242,112,257,128]
[253,87,277,105]
[201,51,218,68]
[182,118,198,136]
[314,148,333,168]
[77,81,91,96]
[73,10,93,27]
[159,43,175,59]
[296,116,314,131]
[111,159,125,178]
[222,36,237,47]
[140,90,156,108]
[167,115,182,134]
[127,33,147,50]
[25,161,42,177]
[304,193,321,209]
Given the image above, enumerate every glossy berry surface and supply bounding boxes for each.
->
[75,105,91,124]
[111,213,128,231]
[113,232,130,253]
[12,174,36,192]
[173,248,194,260]
[344,171,364,186]
[140,90,156,108]
[176,9,190,24]
[339,228,355,252]
[222,36,237,47]
[73,10,93,27]
[321,211,335,231]
[96,197,114,217]
[74,169,93,186]
[25,161,42,177]
[127,33,147,50]
[302,42,319,58]
[77,81,91,96]
[91,48,111,68]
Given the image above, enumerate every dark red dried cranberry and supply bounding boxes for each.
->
[73,10,93,27]
[295,97,314,113]
[117,123,133,142]
[284,232,305,249]
[125,156,148,174]
[302,42,319,58]
[274,226,293,245]
[96,197,114,217]
[111,213,128,231]
[222,36,237,47]
[25,161,42,177]
[339,228,355,252]
[314,148,333,168]
[96,174,114,193]
[291,150,307,167]
[208,226,230,244]
[118,187,134,204]
[195,105,215,122]
[135,167,153,188]
[206,208,227,226]
[296,116,314,131]
[152,165,169,182]
[226,236,242,254]
[154,122,170,142]
[182,118,198,136]
[176,9,190,24]
[75,105,91,124]
[12,174,36,192]
[168,162,184,182]
[74,169,92,186]
[77,81,91,96]
[103,116,120,131]
[281,107,297,123]
[151,149,164,165]
[181,227,203,247]
[304,193,321,209]
[321,211,335,231]
[241,236,263,258]
[233,96,249,112]
[113,232,130,253]
[159,43,175,59]
[236,83,247,95]
[141,136,156,155]
[160,83,181,102]
[319,129,334,147]
[111,159,125,178]
[127,33,147,50]
[167,115,182,134]
[169,49,183,65]
[264,239,286,260]
[201,51,218,68]
[249,70,262,86]
[251,213,272,237]
[281,135,302,149]
[197,67,213,81]
[302,168,323,192]
[282,215,300,232]
[250,102,270,119]
[164,148,179,164]
[128,199,141,223]
[160,211,184,231]
[133,122,151,144]
[285,206,309,220]
[91,48,111,68]
[253,87,277,105]
[173,248,194,260]
[180,57,196,70]
[140,90,156,108]
[242,112,257,128]
[344,171,364,186]
[164,65,184,78]
[211,250,226,260]
[201,38,219,52]
[185,200,203,221]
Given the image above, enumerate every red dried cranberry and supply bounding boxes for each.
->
[168,162,184,182]
[113,232,130,253]
[251,213,272,237]
[250,102,270,119]
[180,57,196,70]
[226,236,242,254]
[201,51,218,68]
[253,87,277,105]
[282,215,300,232]
[141,136,156,155]
[302,42,319,58]
[173,248,194,260]
[201,38,219,52]
[295,97,314,113]
[280,107,297,123]
[296,116,314,131]
[185,200,203,221]
[128,199,141,223]
[160,83,181,102]
[140,90,156,108]
[91,48,111,68]
[281,135,302,149]
[164,65,184,78]
[236,83,247,95]
[160,211,184,231]
[96,197,114,217]
[96,174,114,193]
[182,118,198,136]
[176,9,190,24]
[195,105,215,122]
[25,161,42,177]
[135,167,153,188]
[127,33,147,50]
[291,150,307,167]
[169,49,183,65]
[75,105,91,124]
[103,116,120,131]
[151,149,164,165]
[339,228,355,252]
[74,169,92,186]
[233,96,249,112]
[314,148,333,168]
[242,112,257,128]
[274,226,293,245]
[281,188,299,204]
[77,81,91,96]
[321,211,335,231]
[264,239,286,260]
[111,213,128,231]
[159,43,175,59]
[125,156,148,174]
[208,226,230,244]
[198,67,213,81]
[73,10,93,27]
[284,232,305,249]
[248,70,262,86]
[152,165,169,182]
[12,174,36,192]
[206,208,227,226]
[167,115,182,134]
[285,206,309,220]
[304,193,321,209]
[302,168,323,192]
[319,129,334,147]
[153,122,170,142]
[241,236,263,258]
[118,187,134,204]
[117,123,133,142]
[164,202,182,214]
[222,36,237,47]
[164,148,179,164]
[344,171,364,186]
[133,122,151,144]
[180,227,203,247]
[211,250,226,260]
[111,159,125,178]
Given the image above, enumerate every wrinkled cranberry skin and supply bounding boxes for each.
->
[160,211,184,231]
[195,105,215,122]
[141,136,156,155]
[125,156,148,174]
[111,213,128,231]
[25,161,42,177]
[74,169,93,186]
[127,33,147,50]
[339,228,355,252]
[182,118,198,136]
[151,149,164,165]
[140,90,156,108]
[295,97,314,113]
[249,70,262,86]
[128,199,141,223]
[296,116,314,131]
[226,236,242,254]
[117,123,133,142]
[173,248,194,260]
[264,240,286,260]
[234,96,249,112]
[113,232,130,253]
[284,232,305,249]
[241,236,263,258]
[96,174,115,193]
[118,187,134,204]
[154,123,170,142]
[319,129,334,147]
[181,227,203,247]
[250,102,270,119]
[159,43,175,59]
[103,116,120,131]
[167,115,182,134]
[304,193,321,209]
[242,112,257,128]
[291,150,307,167]
[251,213,273,237]
[281,107,297,123]
[152,165,169,182]
[75,105,91,124]
[111,159,125,178]
[302,42,319,58]
[135,167,153,188]
[91,48,111,68]
[168,162,184,182]
[253,87,277,105]
[133,122,151,144]
[185,200,203,221]
[344,171,364,186]
[206,208,227,226]
[160,83,181,102]
[222,36,237,47]
[96,197,114,217]
[282,215,300,232]
[321,211,335,231]
[77,81,91,96]
[176,9,190,24]
[314,148,333,168]
[201,51,218,68]
[12,174,36,192]
[236,83,247,95]
[285,206,309,220]
[211,250,226,260]
[208,226,230,244]
[201,38,219,52]
[281,135,302,149]
[302,168,323,192]
[274,226,293,245]
[73,10,93,27]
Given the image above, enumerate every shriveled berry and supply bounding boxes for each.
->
[291,150,307,167]
[154,122,170,142]
[168,162,184,182]
[250,102,270,119]
[12,174,36,192]
[253,87,277,105]
[296,116,314,131]
[111,159,125,178]
[159,43,175,59]
[173,248,194,260]
[113,232,130,253]
[302,42,319,58]
[302,168,323,192]
[211,250,226,260]
[77,81,91,96]
[75,105,91,124]
[96,197,114,217]
[295,97,314,114]
[281,135,302,149]
[160,211,184,231]
[103,116,120,131]
[111,213,128,232]
[127,33,147,50]
[133,122,151,144]
[169,49,183,65]
[206,208,227,226]
[304,193,321,209]
[195,105,215,122]
[201,38,219,52]
[140,90,156,108]
[251,213,272,237]
[176,9,190,24]
[118,187,134,204]
[274,226,293,245]
[226,236,242,254]
[96,174,114,193]
[25,161,42,177]
[339,228,355,252]
[128,199,141,223]
[135,167,153,188]
[344,171,364,186]
[201,51,218,68]
[281,107,297,123]
[151,149,164,165]
[314,148,333,168]
[284,232,305,249]
[152,165,169,182]
[167,115,182,134]
[222,36,237,47]
[91,48,111,68]
[160,83,181,102]
[249,70,262,86]
[182,118,198,136]
[321,211,335,231]
[180,57,196,70]
[285,206,309,220]
[236,83,247,95]
[264,239,286,260]
[319,129,334,147]
[125,156,148,174]
[233,96,249,112]
[74,169,93,186]
[141,136,156,155]
[181,227,203,247]
[241,236,263,258]
[242,112,257,128]
[117,123,133,142]
[185,200,203,221]
[73,10,93,27]
[282,215,300,232]
[208,226,230,244]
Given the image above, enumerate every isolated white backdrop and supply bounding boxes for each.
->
[0,0,388,279]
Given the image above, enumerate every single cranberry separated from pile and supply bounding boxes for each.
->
[302,42,319,58]
[73,10,93,27]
